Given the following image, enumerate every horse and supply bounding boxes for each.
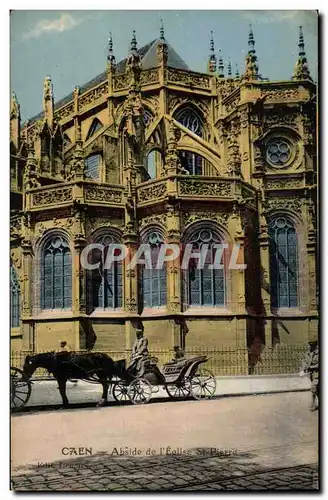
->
[22,351,127,408]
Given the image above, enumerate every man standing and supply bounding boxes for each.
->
[303,341,319,411]
[127,328,149,375]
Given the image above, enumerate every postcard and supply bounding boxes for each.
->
[10,9,319,492]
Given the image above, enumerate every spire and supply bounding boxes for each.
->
[292,26,312,81]
[130,30,138,54]
[127,30,141,89]
[160,18,165,40]
[243,24,259,80]
[207,31,217,74]
[43,75,54,127]
[227,58,232,77]
[11,92,20,120]
[248,24,256,55]
[107,31,116,64]
[218,49,224,78]
[10,92,20,149]
[235,63,240,79]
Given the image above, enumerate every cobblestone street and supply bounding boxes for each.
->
[11,452,318,491]
[11,392,318,491]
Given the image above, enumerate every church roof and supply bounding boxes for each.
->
[27,38,189,125]
[141,38,189,70]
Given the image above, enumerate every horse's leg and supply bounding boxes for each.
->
[57,377,69,407]
[97,374,109,407]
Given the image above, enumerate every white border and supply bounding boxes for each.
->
[3,4,324,500]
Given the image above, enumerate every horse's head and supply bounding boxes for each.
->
[23,352,55,379]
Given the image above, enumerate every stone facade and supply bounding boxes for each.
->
[10,27,318,358]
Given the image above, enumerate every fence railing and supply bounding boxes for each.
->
[11,345,308,379]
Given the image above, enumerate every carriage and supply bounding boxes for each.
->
[10,353,216,410]
[10,366,32,411]
[112,354,216,405]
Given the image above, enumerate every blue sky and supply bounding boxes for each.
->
[10,10,318,122]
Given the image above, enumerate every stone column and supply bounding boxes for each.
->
[228,205,246,315]
[258,203,273,348]
[166,203,181,315]
[306,200,318,317]
[21,237,35,350]
[228,206,247,353]
[123,223,139,357]
[71,199,87,349]
[72,234,87,315]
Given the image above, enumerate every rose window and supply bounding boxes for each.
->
[266,139,292,167]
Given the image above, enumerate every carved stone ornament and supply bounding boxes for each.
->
[264,196,303,214]
[264,112,298,130]
[140,69,159,86]
[139,213,167,229]
[125,298,137,313]
[265,178,303,190]
[227,137,242,176]
[180,179,231,197]
[183,211,229,229]
[167,69,210,89]
[138,182,166,203]
[262,87,299,101]
[10,215,22,238]
[32,187,72,207]
[24,144,41,190]
[168,95,210,117]
[85,186,123,204]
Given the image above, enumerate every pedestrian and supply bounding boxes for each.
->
[302,341,319,411]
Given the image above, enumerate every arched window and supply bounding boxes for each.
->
[146,150,162,180]
[86,119,103,141]
[184,228,225,307]
[269,217,299,308]
[175,108,204,175]
[41,235,72,309]
[10,264,20,327]
[90,234,123,309]
[142,231,166,308]
[85,154,101,180]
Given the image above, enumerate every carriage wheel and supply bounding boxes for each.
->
[127,378,152,405]
[11,367,32,411]
[166,381,191,399]
[112,381,130,403]
[190,368,216,400]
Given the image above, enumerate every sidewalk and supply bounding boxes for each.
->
[214,374,310,397]
[29,374,310,404]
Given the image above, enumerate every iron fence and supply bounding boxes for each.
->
[11,344,308,379]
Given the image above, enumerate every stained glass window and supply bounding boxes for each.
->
[86,119,103,140]
[176,109,203,136]
[142,231,166,308]
[184,228,225,306]
[90,234,123,309]
[10,264,20,327]
[41,236,72,309]
[85,154,101,180]
[146,150,161,179]
[175,108,204,175]
[269,217,299,308]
